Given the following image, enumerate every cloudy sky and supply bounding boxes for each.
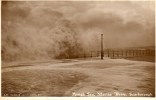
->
[2,1,155,61]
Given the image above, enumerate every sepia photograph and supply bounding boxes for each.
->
[1,0,155,97]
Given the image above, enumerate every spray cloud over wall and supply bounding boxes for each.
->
[2,1,155,62]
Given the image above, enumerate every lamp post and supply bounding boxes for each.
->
[101,34,103,60]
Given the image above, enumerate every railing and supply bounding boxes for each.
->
[78,49,155,59]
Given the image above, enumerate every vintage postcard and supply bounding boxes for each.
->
[1,0,155,99]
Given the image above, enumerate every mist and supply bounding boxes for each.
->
[1,1,155,62]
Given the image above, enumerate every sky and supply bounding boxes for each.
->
[1,1,155,61]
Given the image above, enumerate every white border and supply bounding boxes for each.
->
[0,0,155,100]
